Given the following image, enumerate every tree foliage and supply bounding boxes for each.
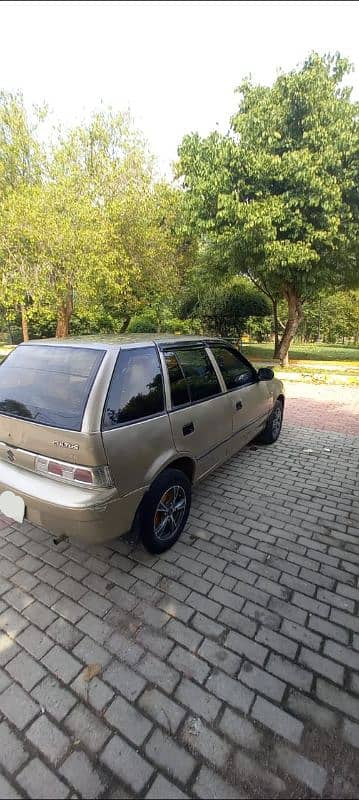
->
[177,53,359,362]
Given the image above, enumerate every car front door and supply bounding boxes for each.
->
[162,346,233,479]
[209,344,272,453]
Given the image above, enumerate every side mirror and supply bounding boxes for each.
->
[257,367,274,381]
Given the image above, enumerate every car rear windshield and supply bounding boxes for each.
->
[0,345,104,431]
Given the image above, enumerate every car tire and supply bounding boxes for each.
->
[140,468,192,554]
[258,399,283,444]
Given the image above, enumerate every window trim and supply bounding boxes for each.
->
[209,343,258,393]
[162,344,224,411]
[101,345,166,431]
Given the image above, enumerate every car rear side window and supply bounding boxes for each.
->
[102,346,164,428]
[164,353,190,407]
[169,346,221,404]
[0,345,104,431]
[210,345,255,389]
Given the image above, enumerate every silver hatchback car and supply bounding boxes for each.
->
[0,335,284,552]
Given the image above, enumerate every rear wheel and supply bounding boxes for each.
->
[258,399,283,444]
[140,468,191,553]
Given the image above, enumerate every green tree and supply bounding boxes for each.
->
[181,276,270,338]
[0,91,47,339]
[177,53,359,363]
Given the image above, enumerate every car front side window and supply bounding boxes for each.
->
[210,345,255,390]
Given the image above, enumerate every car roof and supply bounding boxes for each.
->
[23,334,223,351]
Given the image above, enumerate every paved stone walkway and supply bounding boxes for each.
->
[0,423,358,799]
[284,383,359,436]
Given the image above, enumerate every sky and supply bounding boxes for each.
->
[1,0,359,177]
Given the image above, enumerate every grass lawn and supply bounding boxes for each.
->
[241,342,359,386]
[242,342,359,363]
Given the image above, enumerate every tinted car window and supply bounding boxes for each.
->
[174,347,221,403]
[0,345,104,431]
[103,347,164,428]
[211,345,255,390]
[164,352,190,407]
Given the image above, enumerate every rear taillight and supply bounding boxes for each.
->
[35,456,113,488]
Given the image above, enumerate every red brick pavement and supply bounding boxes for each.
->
[284,382,359,435]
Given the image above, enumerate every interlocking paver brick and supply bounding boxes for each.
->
[105,695,152,744]
[191,612,224,641]
[256,625,298,658]
[168,644,210,684]
[26,715,70,765]
[198,637,241,675]
[23,599,56,629]
[219,607,257,638]
[102,734,154,794]
[0,666,11,691]
[32,675,77,721]
[205,669,253,714]
[232,747,286,795]
[103,660,147,700]
[0,775,21,799]
[299,646,344,685]
[267,652,313,692]
[280,618,322,651]
[220,707,262,750]
[287,689,338,729]
[239,661,286,701]
[330,608,359,634]
[46,617,83,648]
[61,751,107,798]
[72,634,112,667]
[0,607,29,636]
[0,632,20,665]
[146,775,188,799]
[76,611,112,644]
[51,596,87,624]
[139,687,185,733]
[17,624,53,659]
[138,651,180,693]
[6,650,46,691]
[0,720,28,772]
[65,703,111,752]
[316,679,359,721]
[71,669,114,712]
[275,745,327,795]
[343,719,359,749]
[166,618,202,651]
[252,696,303,745]
[42,645,82,683]
[175,677,221,723]
[225,630,268,666]
[182,716,231,769]
[18,758,69,799]
[0,683,39,729]
[192,766,245,800]
[145,728,195,784]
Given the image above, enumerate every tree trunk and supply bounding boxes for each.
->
[120,316,131,333]
[277,289,304,366]
[272,299,280,358]
[20,304,29,342]
[56,289,73,338]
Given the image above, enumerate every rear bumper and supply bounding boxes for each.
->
[0,461,144,544]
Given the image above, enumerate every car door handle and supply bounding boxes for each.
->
[183,422,194,436]
[236,400,243,410]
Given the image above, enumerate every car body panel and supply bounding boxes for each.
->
[0,334,284,544]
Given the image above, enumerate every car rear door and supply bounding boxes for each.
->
[162,345,232,479]
[209,343,272,452]
[101,345,175,495]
